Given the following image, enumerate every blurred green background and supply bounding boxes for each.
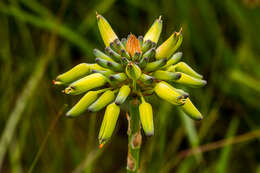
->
[1,0,260,172]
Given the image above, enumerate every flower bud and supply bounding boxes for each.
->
[144,58,167,72]
[115,85,131,105]
[64,73,107,95]
[105,47,121,62]
[96,13,118,47]
[174,72,207,88]
[139,74,154,85]
[88,90,115,112]
[141,40,154,53]
[155,29,183,59]
[125,62,142,80]
[138,57,149,69]
[138,35,144,47]
[120,49,131,59]
[152,70,181,81]
[54,63,91,85]
[98,102,120,145]
[126,34,142,58]
[121,38,127,47]
[96,58,123,72]
[143,16,162,44]
[180,98,203,120]
[109,73,127,83]
[171,62,203,79]
[142,48,156,59]
[66,90,104,117]
[93,48,115,62]
[163,52,183,69]
[91,69,114,77]
[139,98,154,136]
[154,81,187,105]
[88,63,111,71]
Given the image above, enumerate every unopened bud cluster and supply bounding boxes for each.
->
[53,14,206,147]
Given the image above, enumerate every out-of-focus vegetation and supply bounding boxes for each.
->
[0,0,260,172]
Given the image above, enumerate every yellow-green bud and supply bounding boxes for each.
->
[154,81,187,105]
[66,90,105,117]
[88,63,111,72]
[54,63,91,85]
[162,52,183,69]
[98,102,120,145]
[155,29,183,59]
[143,16,163,44]
[139,74,154,85]
[64,73,107,95]
[115,85,131,105]
[139,98,154,136]
[125,62,142,80]
[93,49,116,62]
[144,58,167,72]
[88,90,115,112]
[171,62,203,79]
[180,98,203,120]
[152,70,181,81]
[109,73,127,83]
[97,13,118,47]
[174,72,207,88]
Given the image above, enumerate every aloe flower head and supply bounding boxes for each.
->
[53,13,206,147]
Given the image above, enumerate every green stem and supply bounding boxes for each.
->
[126,99,142,173]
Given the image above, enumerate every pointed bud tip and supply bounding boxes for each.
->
[52,80,60,85]
[146,131,154,137]
[96,12,101,19]
[99,143,104,149]
[176,72,182,79]
[158,15,162,21]
[115,101,120,105]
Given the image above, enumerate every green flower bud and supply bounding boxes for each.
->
[139,57,149,69]
[64,73,107,95]
[93,49,115,62]
[105,47,122,62]
[66,89,107,117]
[154,81,187,105]
[138,35,144,47]
[109,73,127,83]
[125,62,142,80]
[54,63,91,85]
[143,16,162,44]
[121,38,127,47]
[152,70,181,81]
[162,52,183,69]
[180,98,203,120]
[142,48,156,59]
[97,13,118,47]
[115,85,131,105]
[139,74,154,85]
[139,98,154,136]
[174,72,207,88]
[141,40,154,53]
[120,49,131,59]
[144,58,167,72]
[92,69,114,77]
[96,58,123,72]
[155,29,183,59]
[88,90,115,112]
[171,62,203,79]
[98,102,120,145]
[88,63,111,72]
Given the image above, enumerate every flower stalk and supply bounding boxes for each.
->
[127,99,142,173]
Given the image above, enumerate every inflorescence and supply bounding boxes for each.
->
[53,13,207,147]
